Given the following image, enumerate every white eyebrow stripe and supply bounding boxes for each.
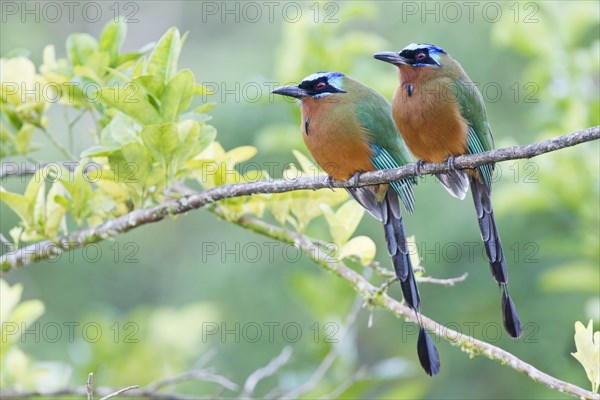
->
[403,43,426,51]
[303,72,330,82]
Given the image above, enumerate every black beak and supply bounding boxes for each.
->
[272,85,308,99]
[373,51,409,65]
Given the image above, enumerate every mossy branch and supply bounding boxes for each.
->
[1,126,598,271]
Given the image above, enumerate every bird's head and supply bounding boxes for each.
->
[272,72,347,100]
[374,43,447,69]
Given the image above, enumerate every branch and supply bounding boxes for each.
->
[2,127,597,271]
[241,346,293,398]
[215,211,599,400]
[145,369,238,392]
[1,367,236,400]
[363,258,469,286]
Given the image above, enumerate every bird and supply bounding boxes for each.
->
[272,72,440,376]
[374,43,522,338]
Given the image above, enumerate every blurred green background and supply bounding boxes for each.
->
[1,1,599,398]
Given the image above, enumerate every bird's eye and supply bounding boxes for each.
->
[416,52,427,61]
[315,81,327,90]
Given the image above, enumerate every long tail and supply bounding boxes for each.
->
[346,187,440,376]
[381,190,440,376]
[470,176,522,338]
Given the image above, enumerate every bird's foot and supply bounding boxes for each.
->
[326,175,335,191]
[350,171,362,188]
[446,155,456,172]
[415,160,425,176]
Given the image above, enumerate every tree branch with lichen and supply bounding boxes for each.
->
[1,127,598,271]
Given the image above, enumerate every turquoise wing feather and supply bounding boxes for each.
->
[453,79,495,190]
[354,86,416,213]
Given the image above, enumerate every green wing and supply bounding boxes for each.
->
[453,79,495,190]
[354,87,416,214]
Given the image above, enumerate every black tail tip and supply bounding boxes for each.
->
[501,291,522,338]
[417,327,440,376]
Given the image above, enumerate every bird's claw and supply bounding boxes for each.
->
[415,160,425,176]
[326,175,335,191]
[350,172,362,188]
[446,155,456,171]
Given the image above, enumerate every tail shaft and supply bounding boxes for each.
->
[382,191,439,376]
[470,176,522,338]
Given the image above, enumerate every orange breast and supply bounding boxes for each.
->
[300,97,375,180]
[392,70,467,163]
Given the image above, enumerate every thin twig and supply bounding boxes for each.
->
[365,259,468,286]
[2,128,598,271]
[241,346,293,397]
[191,348,219,369]
[319,367,368,400]
[145,369,238,392]
[417,272,469,286]
[38,126,77,160]
[87,373,94,400]
[0,388,198,400]
[99,385,140,400]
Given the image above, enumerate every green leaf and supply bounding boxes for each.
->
[80,51,110,79]
[100,112,139,146]
[173,120,200,164]
[56,78,96,110]
[225,146,257,168]
[131,56,146,78]
[80,145,121,158]
[194,84,213,95]
[0,170,47,227]
[161,69,194,122]
[321,200,365,245]
[108,142,151,200]
[66,33,98,66]
[98,19,127,66]
[14,123,35,154]
[59,163,92,225]
[0,279,23,326]
[292,149,320,175]
[197,125,217,154]
[141,123,178,170]
[116,42,154,67]
[147,28,183,84]
[339,236,376,264]
[194,103,216,114]
[134,75,165,99]
[0,191,30,226]
[100,84,163,125]
[571,320,600,393]
[44,182,67,237]
[9,299,45,331]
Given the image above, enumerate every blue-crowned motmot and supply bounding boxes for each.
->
[374,43,522,338]
[273,72,440,376]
